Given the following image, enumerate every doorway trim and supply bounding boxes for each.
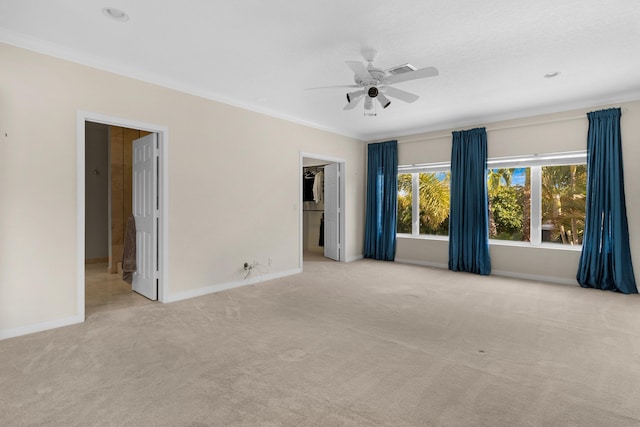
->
[77,111,170,320]
[299,152,346,269]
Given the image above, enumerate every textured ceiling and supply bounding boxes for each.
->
[1,0,639,140]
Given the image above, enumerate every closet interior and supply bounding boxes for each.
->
[302,165,325,254]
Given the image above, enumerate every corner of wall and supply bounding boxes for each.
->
[0,315,84,341]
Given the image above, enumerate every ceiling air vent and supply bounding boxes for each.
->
[386,63,417,75]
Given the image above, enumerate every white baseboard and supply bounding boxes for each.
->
[395,258,449,270]
[395,258,578,286]
[491,269,578,286]
[346,255,364,263]
[0,314,84,341]
[1,269,303,340]
[165,268,302,303]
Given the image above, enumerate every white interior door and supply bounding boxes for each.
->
[324,163,340,261]
[132,133,158,300]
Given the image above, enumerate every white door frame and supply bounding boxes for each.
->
[77,111,170,320]
[299,152,346,268]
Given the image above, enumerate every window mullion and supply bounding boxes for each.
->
[412,173,419,236]
[530,166,542,244]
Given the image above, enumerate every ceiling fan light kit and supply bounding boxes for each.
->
[346,90,364,104]
[312,49,439,116]
[376,92,391,109]
[364,96,374,113]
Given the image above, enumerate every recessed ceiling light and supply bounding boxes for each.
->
[544,71,560,79]
[102,7,129,22]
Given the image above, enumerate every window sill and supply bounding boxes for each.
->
[397,234,582,251]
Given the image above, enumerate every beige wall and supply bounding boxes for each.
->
[0,43,365,337]
[392,99,640,284]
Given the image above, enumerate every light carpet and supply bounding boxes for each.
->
[1,255,640,426]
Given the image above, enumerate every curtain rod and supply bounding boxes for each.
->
[397,107,629,144]
[398,114,586,144]
[396,107,629,144]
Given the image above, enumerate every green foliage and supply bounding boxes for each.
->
[487,168,523,240]
[397,174,413,233]
[487,168,512,191]
[419,172,450,235]
[541,165,586,244]
[396,172,450,235]
[490,185,523,237]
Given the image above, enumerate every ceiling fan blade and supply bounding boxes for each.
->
[382,86,420,103]
[346,61,373,82]
[305,84,360,90]
[384,66,439,85]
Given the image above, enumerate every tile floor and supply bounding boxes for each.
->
[85,263,153,317]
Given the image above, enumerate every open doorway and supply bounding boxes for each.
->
[84,122,153,316]
[300,153,346,269]
[77,112,169,321]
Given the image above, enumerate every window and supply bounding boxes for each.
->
[397,173,413,234]
[487,168,531,242]
[418,171,450,235]
[398,152,587,246]
[488,167,529,241]
[540,164,587,245]
[397,166,450,236]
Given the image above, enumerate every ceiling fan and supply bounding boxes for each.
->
[309,49,439,114]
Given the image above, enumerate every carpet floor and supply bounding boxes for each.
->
[1,255,640,426]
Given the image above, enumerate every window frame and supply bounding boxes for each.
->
[397,151,587,247]
[397,168,451,236]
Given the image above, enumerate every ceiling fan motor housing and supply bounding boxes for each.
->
[353,67,385,88]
